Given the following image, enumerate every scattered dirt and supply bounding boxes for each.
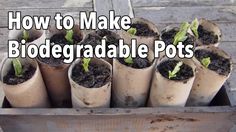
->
[3,63,36,85]
[118,57,151,69]
[198,25,218,45]
[195,49,231,76]
[129,23,158,37]
[71,61,111,88]
[158,60,194,80]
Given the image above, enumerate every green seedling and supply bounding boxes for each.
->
[168,61,183,79]
[127,28,137,36]
[82,58,91,72]
[12,58,23,77]
[65,30,74,44]
[124,55,133,64]
[190,18,199,38]
[22,30,29,42]
[173,22,190,45]
[201,57,211,68]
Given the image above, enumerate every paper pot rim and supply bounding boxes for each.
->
[155,57,196,83]
[193,46,233,77]
[68,58,112,89]
[0,57,39,87]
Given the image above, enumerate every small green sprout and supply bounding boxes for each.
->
[127,28,137,36]
[173,22,190,45]
[82,58,91,72]
[124,55,133,64]
[168,61,183,79]
[12,58,23,77]
[65,30,74,44]
[22,30,29,42]
[190,18,199,38]
[201,57,211,68]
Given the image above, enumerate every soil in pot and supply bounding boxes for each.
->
[128,23,158,37]
[158,60,194,80]
[127,23,157,37]
[195,49,231,76]
[3,63,36,85]
[71,61,111,88]
[50,33,82,45]
[96,29,119,46]
[161,28,195,53]
[198,25,218,45]
[118,57,151,69]
[18,34,38,43]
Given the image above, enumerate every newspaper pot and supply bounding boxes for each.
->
[196,18,222,47]
[112,51,156,107]
[68,58,112,108]
[0,57,49,108]
[186,46,232,106]
[8,28,45,46]
[118,17,160,50]
[148,57,196,107]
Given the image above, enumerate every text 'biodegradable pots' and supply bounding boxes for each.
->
[148,57,196,107]
[68,58,112,108]
[0,57,49,108]
[187,46,233,106]
[118,17,160,50]
[196,18,222,47]
[8,28,45,46]
[112,51,156,107]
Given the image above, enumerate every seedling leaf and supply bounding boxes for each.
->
[82,58,91,72]
[12,58,23,77]
[65,30,74,44]
[124,55,133,64]
[201,57,211,68]
[168,61,183,79]
[22,30,29,42]
[127,28,137,36]
[173,22,190,45]
[190,18,199,38]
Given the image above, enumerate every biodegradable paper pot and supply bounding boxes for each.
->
[118,17,160,50]
[148,57,196,107]
[8,28,45,46]
[0,57,50,108]
[186,46,233,106]
[68,58,112,108]
[196,18,222,47]
[37,60,71,107]
[112,52,156,107]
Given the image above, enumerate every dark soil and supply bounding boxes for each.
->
[50,33,82,45]
[3,63,36,85]
[158,60,194,80]
[198,25,218,45]
[161,28,195,53]
[81,33,102,49]
[161,28,179,45]
[96,29,119,46]
[118,57,151,69]
[195,49,231,76]
[71,61,111,88]
[128,23,158,37]
[18,34,38,43]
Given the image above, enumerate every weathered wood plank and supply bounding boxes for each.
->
[0,0,93,8]
[0,7,93,28]
[225,63,236,106]
[134,6,236,24]
[112,0,134,17]
[131,0,236,7]
[93,0,113,17]
[0,107,235,132]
